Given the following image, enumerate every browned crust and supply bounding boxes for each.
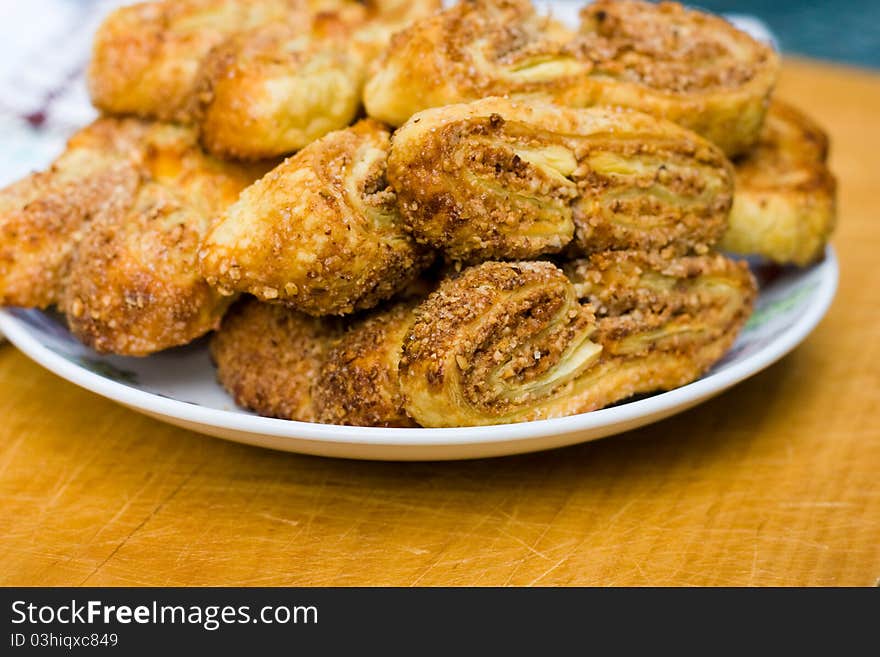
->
[721,99,837,265]
[314,301,419,427]
[0,119,146,308]
[388,98,733,262]
[211,298,343,421]
[201,119,432,316]
[365,0,778,156]
[0,118,265,356]
[399,254,755,426]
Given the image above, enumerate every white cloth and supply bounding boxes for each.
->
[0,0,133,185]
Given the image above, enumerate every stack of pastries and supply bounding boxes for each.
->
[0,0,836,427]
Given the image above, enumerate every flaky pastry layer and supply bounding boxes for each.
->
[365,0,778,156]
[389,98,733,262]
[722,100,837,265]
[211,298,343,421]
[201,119,431,316]
[399,254,755,427]
[0,118,266,355]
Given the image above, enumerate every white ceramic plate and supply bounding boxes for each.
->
[0,249,837,460]
[0,6,822,460]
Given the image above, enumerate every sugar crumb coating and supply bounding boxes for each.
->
[201,119,432,316]
[399,255,755,427]
[388,97,733,263]
[564,249,756,358]
[314,300,420,427]
[88,0,306,124]
[0,117,266,355]
[722,99,837,265]
[89,0,440,158]
[192,17,366,160]
[211,298,344,421]
[0,118,146,308]
[365,0,778,156]
[570,0,778,156]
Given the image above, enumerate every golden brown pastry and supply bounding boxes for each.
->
[388,97,734,262]
[0,117,264,355]
[0,118,145,308]
[722,100,837,265]
[201,119,431,316]
[359,0,443,28]
[57,122,265,356]
[211,298,343,421]
[313,300,419,427]
[89,0,307,123]
[569,0,778,157]
[90,0,441,159]
[365,0,581,126]
[364,0,778,156]
[399,255,755,427]
[193,16,366,160]
[564,251,754,368]
[193,1,441,159]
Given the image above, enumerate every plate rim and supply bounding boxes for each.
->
[0,247,838,448]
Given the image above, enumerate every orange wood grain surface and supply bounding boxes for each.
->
[1,59,878,586]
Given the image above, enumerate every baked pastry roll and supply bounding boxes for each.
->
[193,1,445,159]
[201,119,431,316]
[364,0,778,157]
[365,0,582,127]
[60,124,266,356]
[0,118,265,356]
[0,117,264,355]
[193,16,366,160]
[90,0,441,158]
[313,300,419,427]
[399,255,754,427]
[89,0,308,123]
[568,0,778,157]
[721,100,837,265]
[211,298,343,421]
[0,118,146,308]
[388,98,733,262]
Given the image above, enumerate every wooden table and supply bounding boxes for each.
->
[1,59,878,587]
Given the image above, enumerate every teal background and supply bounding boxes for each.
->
[696,0,880,68]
